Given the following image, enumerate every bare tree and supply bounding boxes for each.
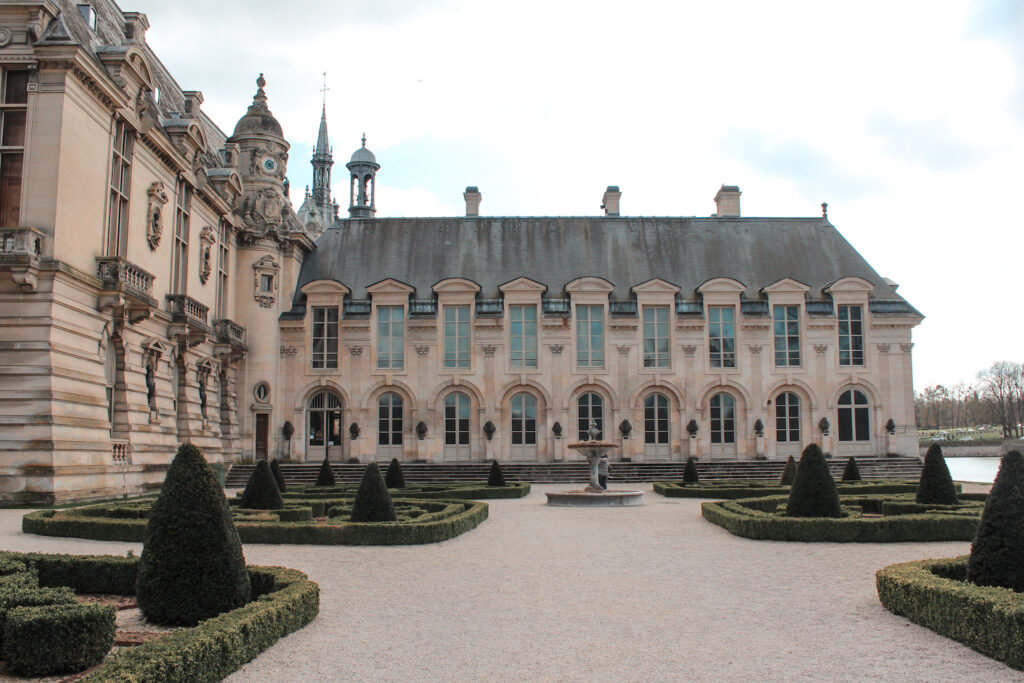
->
[978,362,1020,438]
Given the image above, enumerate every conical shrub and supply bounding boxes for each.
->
[269,458,287,493]
[239,460,283,510]
[785,443,842,518]
[315,456,336,486]
[916,443,958,504]
[385,457,406,488]
[487,459,506,487]
[780,455,797,486]
[683,457,699,484]
[967,450,1024,592]
[350,462,397,522]
[136,443,250,625]
[841,456,861,482]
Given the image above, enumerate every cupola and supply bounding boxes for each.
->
[346,135,380,218]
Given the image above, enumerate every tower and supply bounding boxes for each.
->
[311,104,333,221]
[347,135,379,218]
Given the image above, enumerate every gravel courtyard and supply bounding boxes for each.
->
[1,483,1018,682]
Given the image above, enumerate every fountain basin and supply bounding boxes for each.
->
[546,489,644,506]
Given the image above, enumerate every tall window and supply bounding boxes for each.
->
[644,393,669,445]
[170,180,191,294]
[710,393,735,444]
[311,306,339,369]
[643,306,670,368]
[510,393,537,446]
[377,306,404,369]
[106,120,134,256]
[443,305,470,368]
[576,305,604,368]
[708,306,736,368]
[510,304,538,368]
[577,392,604,440]
[216,222,230,318]
[775,392,800,443]
[308,392,342,447]
[378,392,403,446]
[773,305,800,367]
[838,305,864,366]
[838,389,870,442]
[0,70,27,228]
[444,392,471,448]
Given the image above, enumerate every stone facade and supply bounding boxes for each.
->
[0,1,922,502]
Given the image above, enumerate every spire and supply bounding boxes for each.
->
[314,105,330,159]
[310,78,334,225]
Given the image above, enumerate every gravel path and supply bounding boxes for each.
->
[2,484,1019,682]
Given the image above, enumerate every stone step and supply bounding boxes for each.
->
[224,457,923,487]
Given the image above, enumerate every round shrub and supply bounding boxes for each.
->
[683,457,699,484]
[315,456,336,487]
[785,443,842,518]
[239,460,284,510]
[967,450,1024,592]
[350,462,397,522]
[270,458,287,493]
[487,460,506,487]
[841,456,861,482]
[136,443,250,626]
[385,457,406,489]
[916,443,958,505]
[780,455,797,486]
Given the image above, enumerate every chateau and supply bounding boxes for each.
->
[0,1,922,502]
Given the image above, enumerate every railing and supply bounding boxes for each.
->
[542,298,569,316]
[609,299,637,317]
[111,440,131,465]
[214,318,246,347]
[0,227,43,260]
[408,298,437,316]
[96,257,155,300]
[740,300,770,317]
[166,294,210,326]
[676,299,703,316]
[343,300,371,317]
[475,298,503,316]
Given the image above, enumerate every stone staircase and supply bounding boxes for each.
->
[224,456,923,488]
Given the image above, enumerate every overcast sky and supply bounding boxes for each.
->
[133,0,1024,393]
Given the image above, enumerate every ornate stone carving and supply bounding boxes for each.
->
[616,344,631,355]
[682,344,697,356]
[146,181,169,250]
[348,345,363,356]
[748,344,763,355]
[814,344,828,355]
[415,345,430,356]
[877,343,890,353]
[252,255,279,308]
[198,226,216,284]
[279,345,297,357]
[549,344,564,355]
[482,344,496,357]
[900,343,914,353]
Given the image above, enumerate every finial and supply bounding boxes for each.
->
[361,133,366,148]
[821,201,828,218]
[256,73,266,90]
[320,72,329,108]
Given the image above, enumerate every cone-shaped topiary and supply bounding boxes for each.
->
[785,443,843,518]
[349,462,397,522]
[315,456,336,486]
[384,457,406,488]
[136,443,250,626]
[269,458,287,493]
[916,443,958,504]
[967,450,1024,592]
[239,460,284,510]
[780,455,797,486]
[841,456,862,482]
[683,457,699,484]
[487,459,506,487]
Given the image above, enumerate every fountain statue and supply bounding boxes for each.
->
[546,420,644,506]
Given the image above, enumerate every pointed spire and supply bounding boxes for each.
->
[314,105,330,158]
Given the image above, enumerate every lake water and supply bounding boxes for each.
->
[943,456,1002,483]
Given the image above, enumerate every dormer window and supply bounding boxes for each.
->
[77,4,96,30]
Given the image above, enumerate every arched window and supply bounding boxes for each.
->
[377,392,404,459]
[710,393,735,444]
[577,392,604,440]
[644,393,670,459]
[510,392,537,460]
[838,389,870,442]
[308,391,342,447]
[775,392,800,443]
[444,392,471,460]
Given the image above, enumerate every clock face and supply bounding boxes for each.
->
[262,156,279,174]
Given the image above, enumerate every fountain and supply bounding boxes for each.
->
[545,420,644,506]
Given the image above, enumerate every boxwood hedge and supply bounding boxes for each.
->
[701,494,981,542]
[876,556,1024,671]
[653,480,924,499]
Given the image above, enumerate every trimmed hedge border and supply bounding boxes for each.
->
[654,480,928,499]
[24,498,489,546]
[281,482,530,500]
[0,551,319,682]
[701,494,981,542]
[876,556,1024,671]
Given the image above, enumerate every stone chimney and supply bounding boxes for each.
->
[601,186,621,217]
[464,186,481,216]
[714,185,741,217]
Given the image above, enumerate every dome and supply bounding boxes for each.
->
[347,135,378,167]
[230,73,284,139]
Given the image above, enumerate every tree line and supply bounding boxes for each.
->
[915,361,1024,438]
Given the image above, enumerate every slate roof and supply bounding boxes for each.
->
[289,216,922,318]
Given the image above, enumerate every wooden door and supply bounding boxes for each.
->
[255,413,269,461]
